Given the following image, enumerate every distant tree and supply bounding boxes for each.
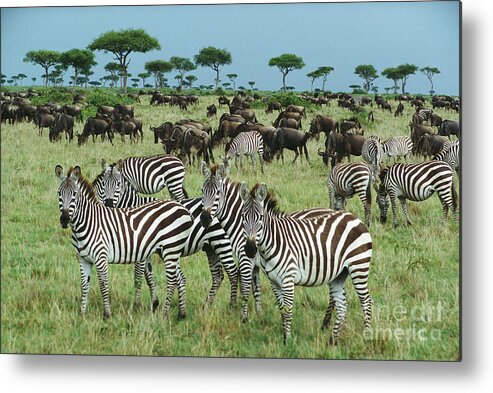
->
[384,87,392,94]
[138,72,151,88]
[61,48,96,90]
[285,86,296,92]
[395,63,418,94]
[145,60,173,88]
[7,79,13,86]
[11,76,19,86]
[23,50,62,87]
[371,86,379,94]
[268,53,305,91]
[420,66,440,95]
[185,75,197,88]
[306,70,321,92]
[80,68,94,88]
[1,74,6,85]
[316,66,334,91]
[16,73,27,85]
[144,83,153,89]
[194,46,232,88]
[88,81,101,87]
[354,64,378,93]
[131,78,140,85]
[222,82,231,89]
[170,56,196,90]
[248,81,255,90]
[226,73,238,90]
[88,28,160,93]
[31,77,36,86]
[381,67,401,94]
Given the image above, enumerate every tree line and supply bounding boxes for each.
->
[16,28,441,95]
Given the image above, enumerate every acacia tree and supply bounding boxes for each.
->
[395,63,418,94]
[88,28,160,93]
[17,73,27,86]
[61,49,96,90]
[420,66,440,95]
[354,64,378,93]
[316,66,334,91]
[381,67,401,94]
[268,53,305,91]
[138,72,151,88]
[169,56,196,90]
[307,70,321,92]
[145,60,173,88]
[23,50,61,87]
[185,75,197,88]
[226,73,238,90]
[194,46,232,88]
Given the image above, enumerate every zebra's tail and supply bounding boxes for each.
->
[451,179,458,213]
[182,186,189,199]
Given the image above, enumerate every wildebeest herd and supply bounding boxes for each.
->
[2,88,460,345]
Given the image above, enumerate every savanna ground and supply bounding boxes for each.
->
[1,88,460,360]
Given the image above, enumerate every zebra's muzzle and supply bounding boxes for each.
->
[200,209,212,229]
[104,198,114,208]
[245,238,258,258]
[60,210,70,229]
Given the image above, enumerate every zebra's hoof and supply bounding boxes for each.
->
[178,311,186,320]
[103,310,111,320]
[152,299,159,313]
[328,336,338,347]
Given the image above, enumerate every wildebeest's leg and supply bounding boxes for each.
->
[292,148,299,164]
[79,258,92,316]
[144,260,159,312]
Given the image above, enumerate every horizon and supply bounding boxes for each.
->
[1,1,460,95]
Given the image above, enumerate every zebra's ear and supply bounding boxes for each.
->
[201,161,211,178]
[71,165,82,180]
[55,164,64,179]
[116,159,124,171]
[255,183,268,202]
[101,159,109,171]
[239,182,250,201]
[216,164,226,180]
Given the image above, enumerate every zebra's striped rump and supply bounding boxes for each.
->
[377,161,458,227]
[226,131,265,173]
[239,182,372,344]
[56,165,193,319]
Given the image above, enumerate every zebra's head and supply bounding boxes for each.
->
[56,164,81,229]
[200,161,226,229]
[239,182,267,258]
[97,159,124,208]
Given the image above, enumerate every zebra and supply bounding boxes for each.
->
[92,162,239,307]
[413,107,433,124]
[103,154,188,202]
[381,136,414,164]
[434,140,460,174]
[327,162,372,226]
[377,161,458,227]
[55,165,193,319]
[199,161,332,323]
[239,182,373,344]
[361,135,384,183]
[225,131,265,173]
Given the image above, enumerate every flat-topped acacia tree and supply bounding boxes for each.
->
[88,28,160,93]
[194,47,232,88]
[23,50,61,87]
[268,53,305,91]
[61,49,96,90]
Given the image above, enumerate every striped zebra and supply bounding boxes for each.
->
[327,162,372,226]
[200,161,332,323]
[362,135,384,182]
[55,165,193,319]
[377,161,458,227]
[381,136,413,163]
[239,182,372,344]
[413,107,433,124]
[92,162,239,307]
[103,154,188,202]
[434,140,460,174]
[226,131,265,173]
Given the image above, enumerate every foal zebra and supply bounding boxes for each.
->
[55,165,193,319]
[225,131,265,173]
[377,161,458,227]
[381,136,413,163]
[362,135,384,182]
[434,140,460,174]
[327,162,372,226]
[93,162,239,307]
[104,154,188,202]
[240,182,373,344]
[200,161,331,323]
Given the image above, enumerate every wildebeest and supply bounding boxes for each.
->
[78,117,113,145]
[114,104,134,118]
[164,126,213,166]
[62,104,83,122]
[207,103,217,118]
[285,105,306,118]
[339,117,362,134]
[96,105,116,117]
[35,112,55,136]
[218,95,230,107]
[394,102,404,117]
[213,118,245,146]
[308,115,338,140]
[319,131,365,167]
[266,101,282,113]
[415,133,450,160]
[176,119,212,135]
[279,117,300,129]
[151,122,174,144]
[430,113,443,129]
[267,127,310,164]
[234,109,257,123]
[112,117,137,144]
[438,120,460,140]
[409,122,434,154]
[49,113,74,143]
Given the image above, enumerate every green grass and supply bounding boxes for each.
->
[1,91,459,360]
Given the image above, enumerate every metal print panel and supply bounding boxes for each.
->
[0,0,461,360]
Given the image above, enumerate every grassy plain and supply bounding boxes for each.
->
[1,91,460,360]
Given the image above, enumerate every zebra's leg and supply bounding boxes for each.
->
[162,258,178,318]
[259,153,265,174]
[348,263,372,336]
[175,263,187,320]
[321,283,335,330]
[251,154,257,171]
[251,264,263,317]
[94,257,111,319]
[203,244,224,308]
[144,260,159,313]
[328,273,348,346]
[133,259,146,310]
[398,196,412,226]
[279,278,295,344]
[389,192,399,227]
[79,258,92,316]
[238,254,254,323]
[206,241,238,308]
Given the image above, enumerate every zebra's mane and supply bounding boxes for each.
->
[67,167,98,203]
[250,183,282,216]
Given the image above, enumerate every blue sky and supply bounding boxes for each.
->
[1,1,460,94]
